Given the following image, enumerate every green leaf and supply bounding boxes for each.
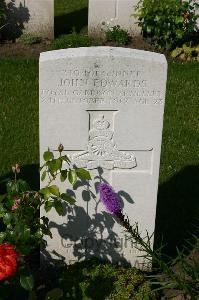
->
[6,179,29,195]
[175,16,183,24]
[43,151,54,162]
[20,274,34,291]
[76,168,91,181]
[3,213,12,225]
[40,187,51,199]
[18,179,30,192]
[44,201,54,213]
[176,29,184,39]
[47,159,62,173]
[41,170,47,181]
[48,185,60,197]
[0,206,5,218]
[171,47,183,58]
[61,155,70,163]
[68,169,77,185]
[15,223,30,241]
[0,232,6,243]
[54,201,63,215]
[0,194,6,202]
[60,170,68,182]
[45,288,63,300]
[7,181,19,196]
[61,193,76,205]
[23,227,31,241]
[18,244,32,255]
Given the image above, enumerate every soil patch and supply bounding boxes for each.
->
[0,40,49,58]
[0,36,160,59]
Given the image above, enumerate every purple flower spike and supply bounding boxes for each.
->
[98,183,122,215]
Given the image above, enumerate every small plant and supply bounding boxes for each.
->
[49,33,99,50]
[0,145,91,298]
[18,33,41,45]
[98,182,199,299]
[171,43,199,61]
[57,259,154,299]
[135,0,199,50]
[105,25,131,45]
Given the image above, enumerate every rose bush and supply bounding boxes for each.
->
[135,0,199,49]
[0,145,91,297]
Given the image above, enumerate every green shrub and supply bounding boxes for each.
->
[105,25,131,45]
[171,43,199,61]
[49,33,99,50]
[0,146,91,297]
[58,259,154,299]
[135,0,199,50]
[18,33,41,45]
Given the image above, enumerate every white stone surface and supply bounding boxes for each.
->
[40,47,167,269]
[5,0,54,39]
[196,0,199,28]
[88,0,140,37]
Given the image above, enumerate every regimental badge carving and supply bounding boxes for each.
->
[71,115,137,170]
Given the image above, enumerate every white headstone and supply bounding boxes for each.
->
[40,47,167,270]
[196,0,199,28]
[5,0,54,39]
[88,0,140,38]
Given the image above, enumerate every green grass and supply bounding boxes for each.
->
[55,0,88,16]
[0,59,39,189]
[48,33,99,50]
[0,59,198,256]
[159,61,199,184]
[54,0,88,37]
[155,61,199,256]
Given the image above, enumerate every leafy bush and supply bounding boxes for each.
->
[49,33,99,50]
[105,25,131,45]
[18,33,41,45]
[0,145,91,297]
[171,43,199,61]
[135,0,199,49]
[58,259,154,299]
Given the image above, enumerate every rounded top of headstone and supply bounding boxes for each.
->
[40,46,167,66]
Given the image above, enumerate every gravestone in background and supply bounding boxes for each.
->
[88,0,141,38]
[196,0,199,28]
[40,47,167,270]
[5,0,54,39]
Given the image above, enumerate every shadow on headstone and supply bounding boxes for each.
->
[1,0,30,42]
[154,165,199,258]
[55,7,88,37]
[47,168,133,266]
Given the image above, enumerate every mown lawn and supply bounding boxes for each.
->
[0,59,198,255]
[54,0,88,36]
[0,59,39,188]
[159,61,199,184]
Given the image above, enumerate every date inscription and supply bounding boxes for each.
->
[40,67,164,106]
